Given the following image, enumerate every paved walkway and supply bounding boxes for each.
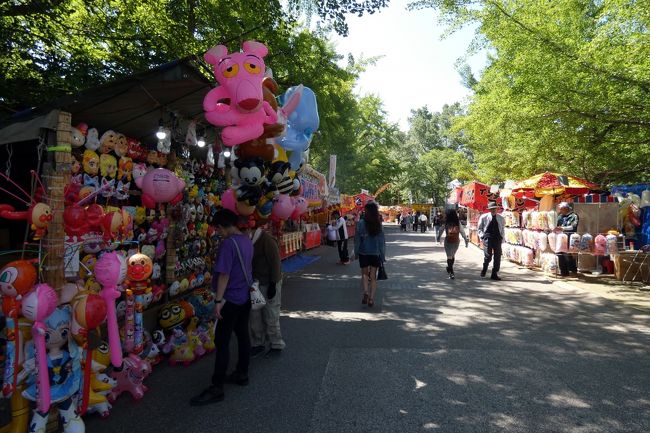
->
[89,226,650,433]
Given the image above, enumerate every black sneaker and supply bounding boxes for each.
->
[250,345,266,359]
[450,273,455,279]
[480,270,486,277]
[490,274,502,281]
[226,371,249,386]
[190,386,224,406]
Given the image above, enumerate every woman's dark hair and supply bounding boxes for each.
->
[364,202,382,236]
[214,208,239,228]
[445,209,459,226]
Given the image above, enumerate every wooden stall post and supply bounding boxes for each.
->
[42,112,72,289]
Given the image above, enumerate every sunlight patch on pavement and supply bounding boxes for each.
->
[545,391,592,408]
[412,376,427,390]
[283,310,399,322]
[491,413,524,429]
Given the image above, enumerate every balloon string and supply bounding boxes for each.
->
[0,186,31,206]
[0,172,33,203]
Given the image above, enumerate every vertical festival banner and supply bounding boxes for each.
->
[328,155,337,189]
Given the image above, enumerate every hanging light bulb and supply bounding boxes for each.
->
[223,149,231,158]
[156,118,167,140]
[197,136,206,148]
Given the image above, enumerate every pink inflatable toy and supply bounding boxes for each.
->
[94,252,127,368]
[221,188,239,214]
[290,196,308,220]
[21,283,58,413]
[134,168,185,209]
[271,194,294,221]
[108,353,152,402]
[203,41,278,146]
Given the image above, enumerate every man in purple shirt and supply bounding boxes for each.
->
[191,209,253,406]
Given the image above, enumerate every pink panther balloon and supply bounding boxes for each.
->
[203,41,278,146]
[134,168,185,209]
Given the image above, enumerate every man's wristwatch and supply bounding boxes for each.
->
[215,299,224,304]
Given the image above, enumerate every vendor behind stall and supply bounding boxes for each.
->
[557,202,579,276]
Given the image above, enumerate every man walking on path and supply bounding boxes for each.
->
[477,202,505,280]
[332,210,350,264]
[419,212,428,233]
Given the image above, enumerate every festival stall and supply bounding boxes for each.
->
[608,184,650,282]
[459,181,493,245]
[501,172,626,277]
[0,40,321,432]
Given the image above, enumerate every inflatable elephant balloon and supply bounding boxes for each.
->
[278,86,319,170]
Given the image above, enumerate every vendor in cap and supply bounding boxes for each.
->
[477,202,505,280]
[557,202,579,276]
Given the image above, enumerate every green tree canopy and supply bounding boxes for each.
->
[412,0,650,185]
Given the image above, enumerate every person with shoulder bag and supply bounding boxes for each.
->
[191,209,253,406]
[248,225,285,357]
[354,202,386,308]
[442,209,469,279]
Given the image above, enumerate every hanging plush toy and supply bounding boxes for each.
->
[0,172,52,240]
[203,40,278,146]
[134,168,185,209]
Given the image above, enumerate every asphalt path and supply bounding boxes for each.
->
[88,225,650,433]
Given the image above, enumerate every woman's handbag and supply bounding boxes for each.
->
[377,262,388,280]
[231,238,266,310]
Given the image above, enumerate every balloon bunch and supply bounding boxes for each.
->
[203,40,319,225]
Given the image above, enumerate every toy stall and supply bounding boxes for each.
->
[0,40,321,433]
[298,165,328,251]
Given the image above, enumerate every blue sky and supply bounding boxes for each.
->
[329,0,487,130]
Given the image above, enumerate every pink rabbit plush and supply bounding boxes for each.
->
[203,40,278,146]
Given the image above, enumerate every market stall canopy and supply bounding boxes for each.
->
[512,172,600,197]
[0,57,213,146]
